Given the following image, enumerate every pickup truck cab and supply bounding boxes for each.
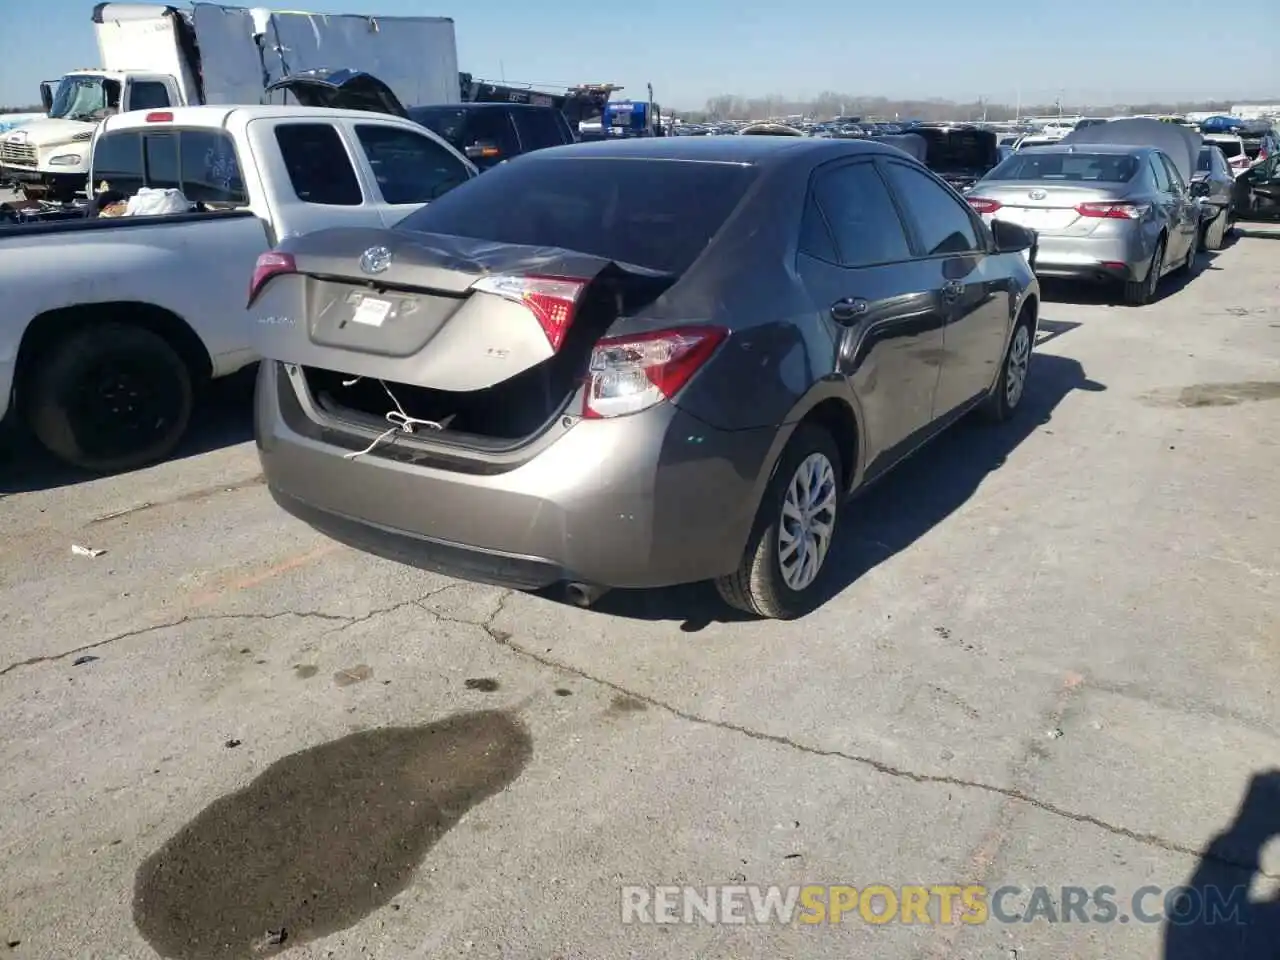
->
[0,103,475,473]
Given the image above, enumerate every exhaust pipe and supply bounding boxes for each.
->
[564,582,609,608]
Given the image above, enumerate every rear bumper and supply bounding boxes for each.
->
[255,360,777,590]
[1029,232,1149,282]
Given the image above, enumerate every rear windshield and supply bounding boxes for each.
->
[396,156,757,275]
[91,127,247,204]
[914,130,995,171]
[985,152,1140,183]
[1211,140,1244,158]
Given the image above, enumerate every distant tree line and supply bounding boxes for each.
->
[687,92,1264,123]
[0,105,43,114]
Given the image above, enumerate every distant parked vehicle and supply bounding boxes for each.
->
[1189,144,1237,249]
[1203,134,1253,178]
[965,119,1202,306]
[251,136,1040,619]
[906,124,1000,191]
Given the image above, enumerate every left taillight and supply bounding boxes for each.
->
[966,196,1002,214]
[583,326,727,419]
[248,251,296,306]
[471,274,587,350]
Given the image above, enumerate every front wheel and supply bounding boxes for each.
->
[981,316,1033,423]
[715,425,843,620]
[25,322,194,474]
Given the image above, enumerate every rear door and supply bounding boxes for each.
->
[794,158,943,470]
[1158,151,1198,260]
[880,158,1011,419]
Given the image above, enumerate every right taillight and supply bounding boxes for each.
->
[248,251,296,306]
[967,196,1002,214]
[582,326,727,419]
[1075,202,1148,220]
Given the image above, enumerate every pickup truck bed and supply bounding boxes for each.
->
[1,103,475,473]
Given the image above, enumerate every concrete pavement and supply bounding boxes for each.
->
[1,228,1278,958]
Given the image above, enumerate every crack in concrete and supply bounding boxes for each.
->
[0,586,458,678]
[419,591,1280,882]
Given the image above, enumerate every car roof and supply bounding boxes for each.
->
[520,134,902,166]
[1016,142,1156,156]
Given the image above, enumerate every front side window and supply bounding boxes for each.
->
[881,162,980,256]
[354,125,471,204]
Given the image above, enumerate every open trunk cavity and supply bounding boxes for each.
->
[296,271,671,451]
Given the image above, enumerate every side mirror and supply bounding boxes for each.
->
[39,81,54,113]
[991,217,1035,254]
[464,140,502,161]
[1189,180,1210,197]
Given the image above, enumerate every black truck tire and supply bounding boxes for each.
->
[26,322,194,474]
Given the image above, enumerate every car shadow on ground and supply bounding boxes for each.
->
[1163,769,1280,959]
[591,348,1106,630]
[1037,251,1221,307]
[0,363,257,496]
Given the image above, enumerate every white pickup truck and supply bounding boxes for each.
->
[0,98,476,473]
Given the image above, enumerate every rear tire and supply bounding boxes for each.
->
[25,322,194,474]
[715,424,843,620]
[1124,237,1164,306]
[1203,207,1227,251]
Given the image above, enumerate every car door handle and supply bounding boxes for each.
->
[942,280,964,301]
[830,298,868,324]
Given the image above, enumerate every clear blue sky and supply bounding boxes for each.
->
[1,0,1276,110]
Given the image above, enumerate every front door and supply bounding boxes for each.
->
[879,158,1011,418]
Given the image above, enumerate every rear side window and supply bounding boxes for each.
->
[808,162,911,267]
[1149,155,1172,192]
[464,110,521,156]
[987,152,1139,182]
[1196,149,1212,172]
[274,123,362,206]
[128,81,171,110]
[397,157,756,276]
[91,128,246,204]
[354,125,470,204]
[511,109,569,151]
[880,162,980,256]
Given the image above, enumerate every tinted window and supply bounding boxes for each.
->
[92,129,247,204]
[180,129,246,204]
[274,123,362,206]
[464,109,520,155]
[881,162,980,256]
[798,195,839,262]
[143,132,179,190]
[810,162,911,266]
[511,109,569,151]
[1149,155,1171,192]
[1196,148,1212,172]
[398,157,756,275]
[987,152,1139,182]
[92,131,144,194]
[128,81,171,110]
[354,125,470,204]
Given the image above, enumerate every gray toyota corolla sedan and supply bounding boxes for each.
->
[251,136,1040,619]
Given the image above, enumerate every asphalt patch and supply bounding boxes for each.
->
[333,664,372,687]
[132,711,532,959]
[605,694,648,716]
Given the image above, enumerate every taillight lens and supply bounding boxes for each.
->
[1075,202,1147,220]
[583,326,727,419]
[967,196,1002,214]
[472,274,587,350]
[145,111,174,123]
[248,251,296,306]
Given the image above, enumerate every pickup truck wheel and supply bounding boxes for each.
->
[715,424,843,620]
[26,323,193,474]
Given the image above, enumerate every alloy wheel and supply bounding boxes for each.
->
[778,452,837,591]
[1005,324,1031,409]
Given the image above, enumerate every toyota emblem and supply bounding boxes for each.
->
[1029,189,1047,200]
[359,246,392,274]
